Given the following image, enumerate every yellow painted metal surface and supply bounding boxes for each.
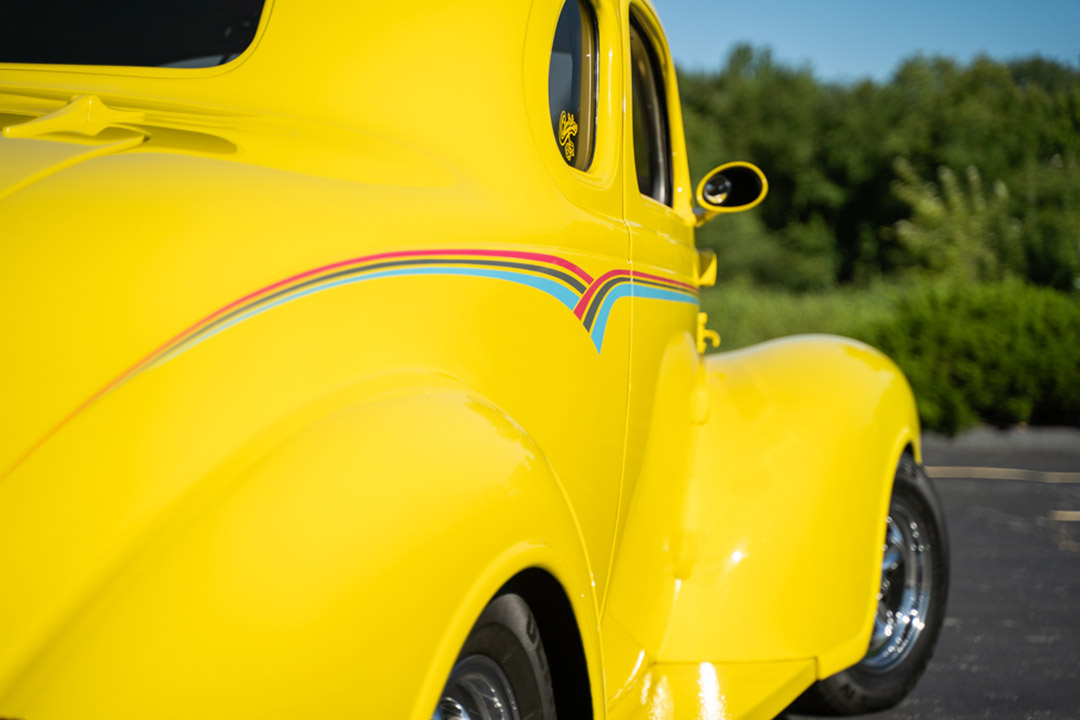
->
[605,336,920,676]
[608,660,816,720]
[0,1,921,718]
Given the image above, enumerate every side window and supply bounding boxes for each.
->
[548,0,597,170]
[629,15,671,206]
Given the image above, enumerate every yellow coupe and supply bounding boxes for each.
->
[0,1,948,718]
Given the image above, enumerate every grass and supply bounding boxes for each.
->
[699,278,902,351]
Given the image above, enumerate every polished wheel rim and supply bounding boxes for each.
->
[433,655,519,720]
[862,494,934,673]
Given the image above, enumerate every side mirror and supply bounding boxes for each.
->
[694,162,768,226]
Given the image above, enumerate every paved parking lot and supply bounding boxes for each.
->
[782,427,1080,720]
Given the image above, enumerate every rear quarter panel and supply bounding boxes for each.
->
[0,379,603,719]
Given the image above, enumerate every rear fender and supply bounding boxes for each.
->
[0,384,602,720]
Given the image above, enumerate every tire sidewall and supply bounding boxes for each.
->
[455,593,558,720]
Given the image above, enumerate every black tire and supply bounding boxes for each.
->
[433,592,557,720]
[797,452,949,715]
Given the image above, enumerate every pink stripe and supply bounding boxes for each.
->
[367,249,594,284]
[573,268,696,318]
[574,269,630,318]
[631,270,697,292]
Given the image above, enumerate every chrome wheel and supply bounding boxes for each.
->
[862,494,935,673]
[433,655,520,720]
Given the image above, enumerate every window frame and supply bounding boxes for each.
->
[547,0,600,172]
[0,0,273,78]
[628,11,673,207]
[524,0,623,219]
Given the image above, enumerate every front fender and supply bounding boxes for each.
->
[0,384,601,719]
[608,335,919,680]
[678,335,919,673]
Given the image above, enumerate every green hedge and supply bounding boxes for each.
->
[699,278,899,349]
[856,280,1080,435]
[702,280,1080,435]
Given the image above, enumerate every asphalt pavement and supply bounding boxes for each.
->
[781,426,1080,720]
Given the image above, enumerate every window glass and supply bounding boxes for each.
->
[0,0,264,68]
[629,16,672,205]
[548,0,597,170]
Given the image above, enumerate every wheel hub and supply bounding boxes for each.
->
[862,495,934,673]
[433,655,519,720]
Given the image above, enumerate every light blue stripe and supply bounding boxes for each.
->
[155,266,580,364]
[589,284,633,351]
[589,284,698,351]
[634,285,700,305]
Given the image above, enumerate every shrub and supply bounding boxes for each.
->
[702,279,1080,435]
[700,279,897,349]
[856,280,1080,435]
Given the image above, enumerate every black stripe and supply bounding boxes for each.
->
[583,276,631,330]
[582,277,694,330]
[635,278,694,293]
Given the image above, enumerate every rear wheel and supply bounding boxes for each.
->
[799,452,949,714]
[433,593,557,720]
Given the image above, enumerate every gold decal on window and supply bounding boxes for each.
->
[559,111,578,162]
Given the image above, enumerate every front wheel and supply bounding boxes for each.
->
[800,452,950,714]
[432,593,557,720]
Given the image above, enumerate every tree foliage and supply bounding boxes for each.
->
[679,47,1080,292]
[892,160,1023,283]
[684,49,1080,433]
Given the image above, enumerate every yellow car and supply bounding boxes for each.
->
[0,1,948,718]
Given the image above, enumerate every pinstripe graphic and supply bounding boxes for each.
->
[95,249,698,404]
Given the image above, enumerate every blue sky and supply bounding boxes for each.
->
[654,0,1080,82]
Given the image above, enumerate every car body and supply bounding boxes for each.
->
[0,1,934,718]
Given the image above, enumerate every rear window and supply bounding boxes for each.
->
[0,0,266,68]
